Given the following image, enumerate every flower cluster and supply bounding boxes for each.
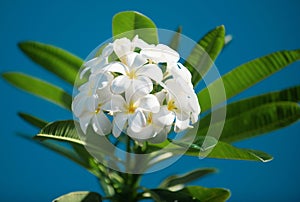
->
[72,36,200,143]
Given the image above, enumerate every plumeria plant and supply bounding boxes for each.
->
[3,11,300,202]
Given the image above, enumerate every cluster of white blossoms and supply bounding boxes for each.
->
[72,36,200,143]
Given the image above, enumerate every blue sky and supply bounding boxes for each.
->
[1,0,300,201]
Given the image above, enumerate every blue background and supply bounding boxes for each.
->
[1,0,300,201]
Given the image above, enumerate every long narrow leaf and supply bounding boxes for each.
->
[159,168,216,188]
[148,186,230,202]
[2,72,72,110]
[53,191,102,202]
[19,41,83,85]
[185,25,225,85]
[112,11,158,44]
[148,139,272,162]
[198,102,300,143]
[169,26,182,51]
[18,112,48,129]
[198,49,300,112]
[35,120,83,144]
[199,85,300,129]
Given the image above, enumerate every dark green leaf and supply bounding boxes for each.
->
[18,41,83,85]
[2,72,72,110]
[148,186,230,202]
[18,112,48,129]
[198,102,300,143]
[53,191,102,202]
[112,11,158,44]
[148,139,272,162]
[198,50,300,112]
[159,168,216,188]
[187,140,273,162]
[169,26,182,51]
[185,25,225,85]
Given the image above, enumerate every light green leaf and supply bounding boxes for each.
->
[159,168,216,188]
[35,120,83,144]
[53,191,102,202]
[18,112,48,129]
[185,25,225,85]
[112,11,158,44]
[198,102,300,143]
[2,72,72,110]
[169,26,182,51]
[148,186,230,202]
[199,50,300,112]
[18,41,83,85]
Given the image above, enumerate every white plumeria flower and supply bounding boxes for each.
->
[157,78,200,132]
[103,91,160,138]
[72,73,113,135]
[140,44,180,64]
[127,109,173,143]
[106,52,163,95]
[80,43,114,78]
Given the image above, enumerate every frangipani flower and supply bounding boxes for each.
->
[73,35,201,142]
[103,91,160,137]
[106,52,163,95]
[72,73,113,135]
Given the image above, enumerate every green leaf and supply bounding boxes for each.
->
[199,50,300,112]
[112,11,158,44]
[35,120,83,144]
[169,26,182,51]
[187,140,273,162]
[18,112,48,129]
[159,168,216,188]
[148,138,272,162]
[198,102,300,143]
[185,25,225,85]
[18,41,83,85]
[2,72,72,110]
[53,191,102,202]
[148,186,230,202]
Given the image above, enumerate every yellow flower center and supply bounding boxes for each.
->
[167,99,177,111]
[126,70,137,79]
[147,113,153,124]
[127,102,137,114]
[95,104,101,114]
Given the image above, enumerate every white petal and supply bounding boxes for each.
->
[101,43,114,58]
[171,63,192,84]
[153,106,175,126]
[128,110,147,133]
[92,111,112,135]
[105,62,128,75]
[97,86,112,104]
[136,64,163,82]
[175,117,192,132]
[112,113,128,138]
[132,35,154,49]
[102,94,126,112]
[148,126,171,143]
[78,112,93,133]
[156,44,180,62]
[155,90,167,104]
[126,52,147,69]
[140,44,180,63]
[111,75,131,94]
[132,76,153,95]
[127,124,155,140]
[136,94,160,113]
[113,37,132,59]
